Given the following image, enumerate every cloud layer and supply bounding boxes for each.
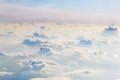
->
[0,2,120,24]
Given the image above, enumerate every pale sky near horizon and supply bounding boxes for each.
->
[0,0,120,24]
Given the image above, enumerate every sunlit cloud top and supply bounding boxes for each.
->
[0,0,120,24]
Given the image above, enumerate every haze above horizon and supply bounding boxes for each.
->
[0,0,120,24]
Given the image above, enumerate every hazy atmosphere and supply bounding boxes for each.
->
[0,0,120,80]
[0,0,120,24]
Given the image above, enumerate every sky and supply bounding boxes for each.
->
[0,0,120,24]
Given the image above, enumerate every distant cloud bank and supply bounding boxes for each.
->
[0,0,120,24]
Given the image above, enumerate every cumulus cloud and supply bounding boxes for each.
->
[28,59,64,75]
[1,23,120,80]
[103,26,118,37]
[2,58,66,80]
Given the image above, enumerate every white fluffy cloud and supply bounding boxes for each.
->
[0,72,13,76]
[0,23,120,80]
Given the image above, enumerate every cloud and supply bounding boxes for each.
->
[114,79,120,80]
[0,72,13,76]
[0,3,120,24]
[3,59,65,80]
[62,69,95,76]
[30,77,71,80]
[0,52,34,57]
[28,59,64,75]
[0,4,77,22]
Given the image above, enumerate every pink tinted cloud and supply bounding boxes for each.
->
[0,4,120,24]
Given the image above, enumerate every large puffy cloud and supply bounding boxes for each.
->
[2,59,66,80]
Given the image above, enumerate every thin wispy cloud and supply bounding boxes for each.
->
[0,0,120,24]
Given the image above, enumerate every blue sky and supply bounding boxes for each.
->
[1,0,120,12]
[0,0,120,24]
